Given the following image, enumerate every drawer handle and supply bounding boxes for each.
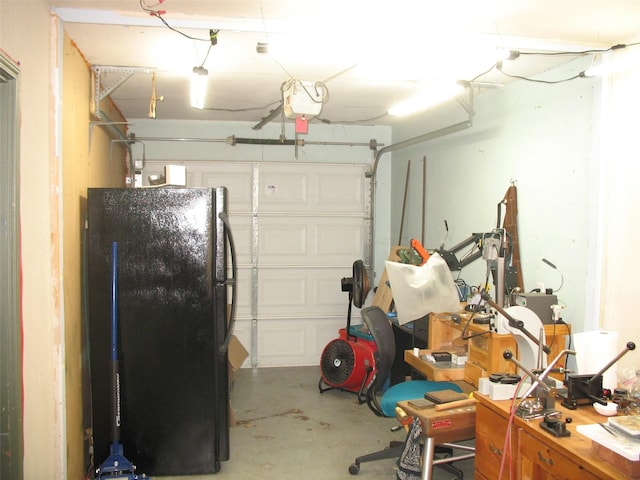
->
[489,442,502,456]
[537,451,554,466]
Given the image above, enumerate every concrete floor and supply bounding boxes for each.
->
[158,366,474,479]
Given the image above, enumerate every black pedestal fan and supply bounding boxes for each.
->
[318,260,377,402]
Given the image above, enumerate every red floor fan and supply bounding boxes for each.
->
[318,260,377,402]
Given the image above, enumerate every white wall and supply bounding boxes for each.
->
[1,0,63,477]
[389,54,640,372]
[598,47,640,375]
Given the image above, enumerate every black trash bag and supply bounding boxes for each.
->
[396,417,422,480]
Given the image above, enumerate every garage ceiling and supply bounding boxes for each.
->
[50,0,640,127]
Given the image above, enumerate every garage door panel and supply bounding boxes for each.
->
[257,268,347,316]
[312,318,350,357]
[260,222,307,257]
[228,215,253,265]
[259,272,307,308]
[233,266,253,317]
[258,217,364,265]
[258,322,306,359]
[201,169,253,213]
[315,223,363,256]
[259,163,365,214]
[317,173,364,210]
[256,316,346,367]
[259,172,308,206]
[317,274,348,307]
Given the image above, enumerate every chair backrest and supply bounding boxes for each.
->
[360,306,396,415]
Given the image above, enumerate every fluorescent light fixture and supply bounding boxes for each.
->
[190,66,208,109]
[388,82,465,116]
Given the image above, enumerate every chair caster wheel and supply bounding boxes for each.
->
[349,463,360,475]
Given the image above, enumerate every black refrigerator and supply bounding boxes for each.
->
[86,187,234,476]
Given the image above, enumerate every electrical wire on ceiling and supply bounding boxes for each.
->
[204,100,282,114]
[260,39,640,125]
[139,0,342,128]
[518,42,640,57]
[196,29,219,68]
[495,63,584,84]
[316,112,389,125]
[471,41,640,85]
[139,0,215,42]
[137,2,640,124]
[298,41,640,123]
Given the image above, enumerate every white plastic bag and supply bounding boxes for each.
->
[385,252,460,325]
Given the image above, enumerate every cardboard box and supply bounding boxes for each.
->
[227,304,249,386]
[227,335,248,428]
[228,335,248,376]
[228,334,249,389]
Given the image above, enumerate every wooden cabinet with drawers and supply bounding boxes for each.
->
[517,427,601,479]
[474,396,513,479]
[428,310,571,387]
[475,393,631,480]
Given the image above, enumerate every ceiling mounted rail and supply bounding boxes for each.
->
[252,104,283,130]
[128,135,381,149]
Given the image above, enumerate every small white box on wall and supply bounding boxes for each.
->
[165,164,186,186]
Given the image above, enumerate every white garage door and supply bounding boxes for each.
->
[142,161,371,367]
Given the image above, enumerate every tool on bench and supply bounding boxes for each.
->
[397,238,430,266]
[560,341,636,410]
[434,397,476,411]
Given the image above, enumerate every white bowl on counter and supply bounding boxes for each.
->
[593,401,618,416]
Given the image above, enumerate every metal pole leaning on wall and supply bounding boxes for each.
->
[422,155,427,246]
[398,160,411,245]
[367,86,476,284]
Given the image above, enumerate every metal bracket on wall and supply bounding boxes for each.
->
[91,65,155,117]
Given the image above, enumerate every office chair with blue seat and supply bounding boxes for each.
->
[349,305,466,478]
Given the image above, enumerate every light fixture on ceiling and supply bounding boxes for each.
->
[388,81,466,117]
[191,66,208,109]
[190,29,219,109]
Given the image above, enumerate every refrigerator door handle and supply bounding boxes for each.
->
[218,211,237,353]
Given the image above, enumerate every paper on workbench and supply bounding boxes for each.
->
[576,423,640,461]
[574,330,619,391]
[385,252,460,325]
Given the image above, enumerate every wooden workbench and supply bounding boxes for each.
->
[475,392,635,479]
[397,399,476,480]
[404,349,466,382]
